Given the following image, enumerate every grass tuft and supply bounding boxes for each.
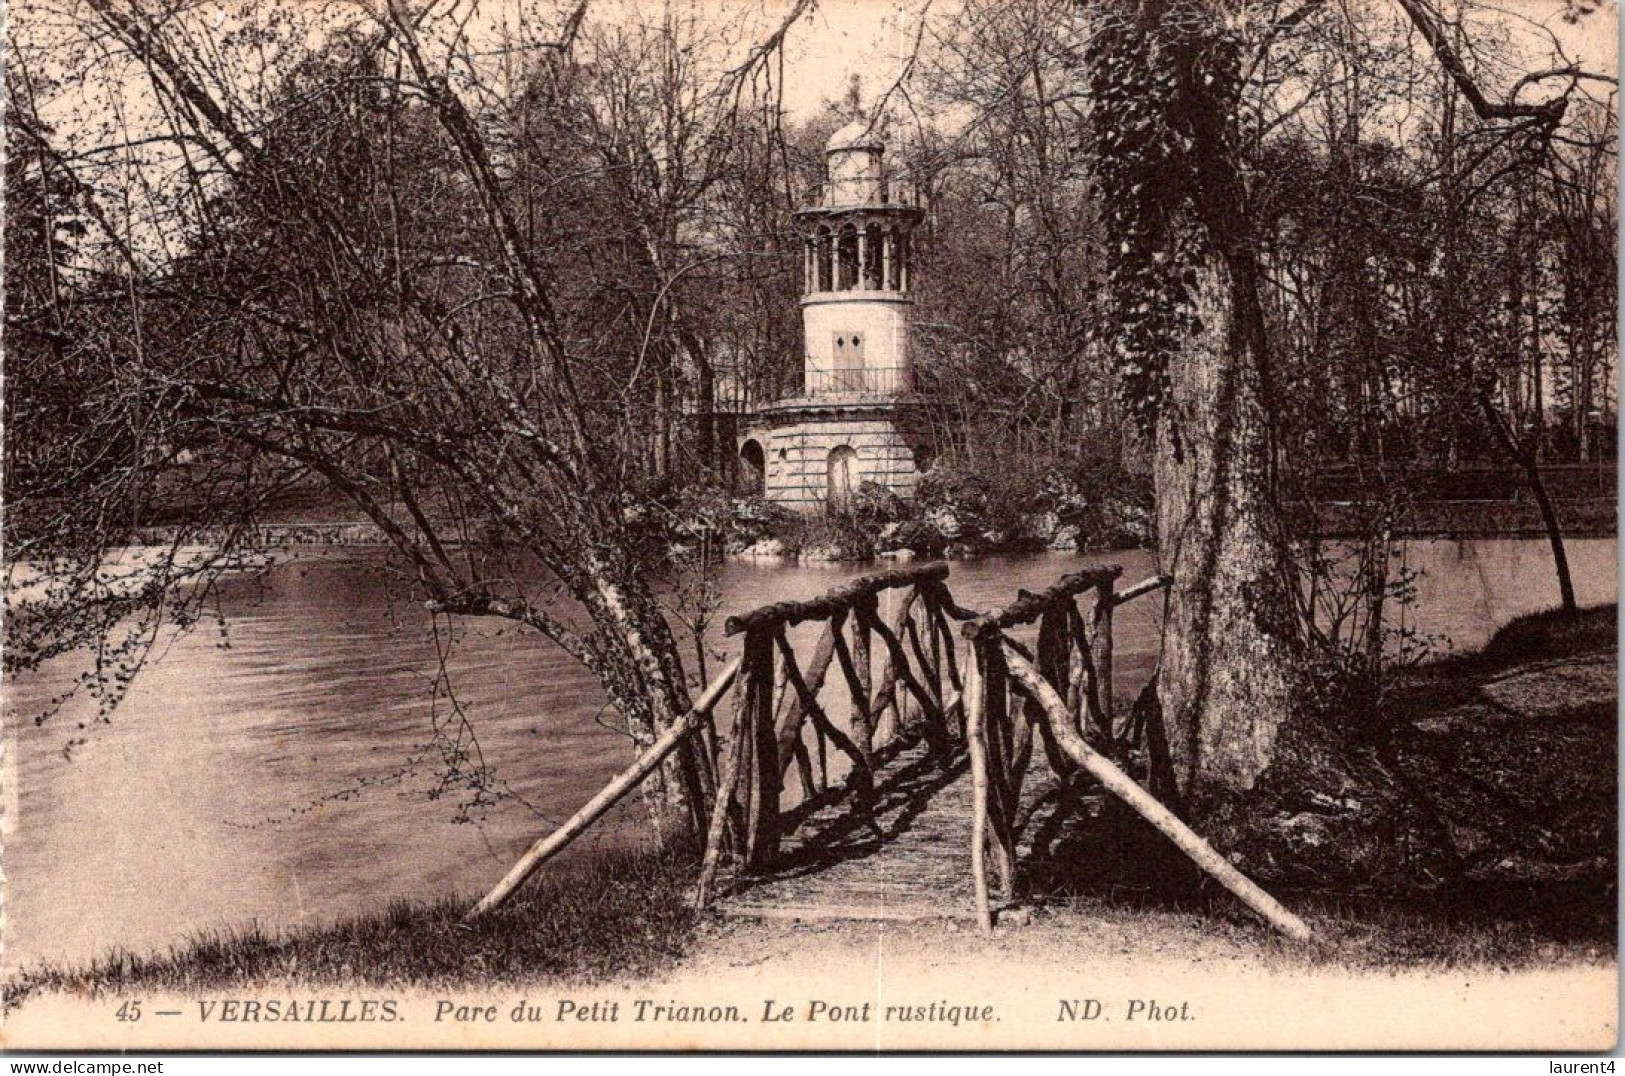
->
[4,850,697,1011]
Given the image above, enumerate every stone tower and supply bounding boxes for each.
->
[739,118,931,512]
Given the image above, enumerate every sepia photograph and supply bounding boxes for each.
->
[0,0,1618,1055]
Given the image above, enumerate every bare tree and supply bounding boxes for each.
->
[5,0,808,848]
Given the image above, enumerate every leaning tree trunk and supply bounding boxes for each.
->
[580,554,710,852]
[1520,454,1578,611]
[1155,259,1305,797]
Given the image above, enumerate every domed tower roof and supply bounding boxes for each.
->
[826,116,884,154]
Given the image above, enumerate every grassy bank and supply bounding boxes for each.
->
[3,852,698,1012]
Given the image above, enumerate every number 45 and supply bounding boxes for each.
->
[116,1000,141,1022]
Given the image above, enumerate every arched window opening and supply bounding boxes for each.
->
[816,228,833,291]
[863,223,885,290]
[837,225,859,291]
[891,230,911,291]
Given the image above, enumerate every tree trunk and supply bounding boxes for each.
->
[1521,457,1578,611]
[1155,261,1304,796]
[582,561,707,852]
[1479,397,1578,615]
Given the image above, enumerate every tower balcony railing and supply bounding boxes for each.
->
[801,366,912,398]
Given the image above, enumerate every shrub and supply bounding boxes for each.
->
[915,464,1043,552]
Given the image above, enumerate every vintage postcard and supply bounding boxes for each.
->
[2,0,1618,1054]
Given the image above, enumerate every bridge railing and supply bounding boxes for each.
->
[470,560,1310,941]
[960,571,1310,940]
[695,560,968,906]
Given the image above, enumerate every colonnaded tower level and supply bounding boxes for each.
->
[739,116,935,512]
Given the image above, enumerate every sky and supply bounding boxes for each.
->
[760,0,1619,120]
[775,0,929,118]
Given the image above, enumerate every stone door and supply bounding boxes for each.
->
[826,444,858,510]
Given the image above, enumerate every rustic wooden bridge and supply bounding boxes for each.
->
[470,561,1310,940]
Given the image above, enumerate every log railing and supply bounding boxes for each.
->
[467,654,743,917]
[961,570,1311,941]
[695,560,967,906]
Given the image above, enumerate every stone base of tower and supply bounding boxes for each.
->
[739,403,931,514]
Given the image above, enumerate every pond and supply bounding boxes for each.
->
[2,538,1615,973]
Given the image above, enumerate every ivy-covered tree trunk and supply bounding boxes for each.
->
[1090,1,1305,799]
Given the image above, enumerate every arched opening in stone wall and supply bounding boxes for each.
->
[836,225,859,290]
[739,439,766,496]
[890,229,910,290]
[863,223,885,289]
[826,444,859,510]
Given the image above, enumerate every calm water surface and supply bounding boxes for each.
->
[3,539,1615,972]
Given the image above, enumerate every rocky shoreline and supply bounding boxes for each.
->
[133,493,1614,559]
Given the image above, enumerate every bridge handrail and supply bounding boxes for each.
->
[725,561,949,635]
[469,562,1194,929]
[961,566,1121,640]
[1111,573,1171,608]
[994,646,1311,941]
[468,653,743,917]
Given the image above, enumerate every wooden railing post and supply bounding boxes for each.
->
[964,641,995,934]
[695,657,758,908]
[743,626,780,868]
[829,611,877,785]
[852,597,875,754]
[1031,601,1078,781]
[1065,601,1109,743]
[978,638,1018,900]
[1091,579,1115,741]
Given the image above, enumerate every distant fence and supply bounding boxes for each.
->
[1309,464,1615,503]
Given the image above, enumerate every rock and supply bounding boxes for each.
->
[888,519,948,555]
[1000,907,1032,928]
[925,506,962,541]
[1305,789,1361,814]
[1047,524,1080,551]
[1275,811,1330,848]
[799,541,873,564]
[733,537,787,559]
